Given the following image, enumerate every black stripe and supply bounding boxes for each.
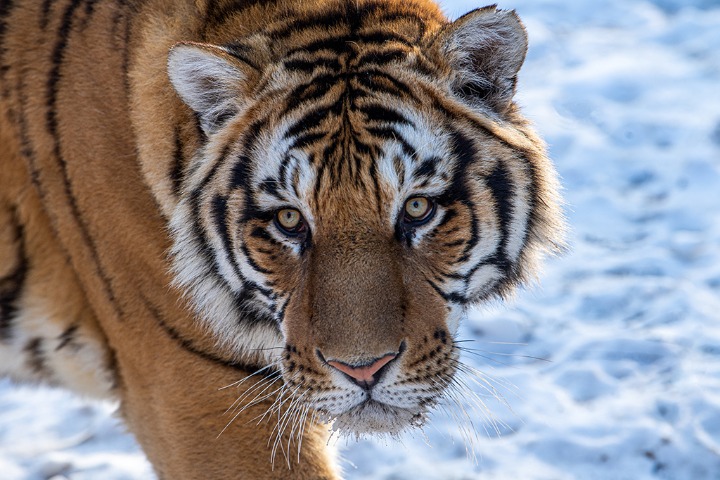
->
[258,177,283,200]
[210,195,235,269]
[170,125,184,196]
[78,0,101,31]
[368,160,383,216]
[249,226,283,248]
[141,295,273,375]
[365,126,417,159]
[370,11,429,35]
[228,155,252,192]
[25,337,51,376]
[355,69,415,100]
[442,239,466,249]
[243,279,275,301]
[286,36,411,63]
[46,0,124,320]
[355,48,408,67]
[313,158,327,207]
[210,194,264,286]
[277,291,292,323]
[359,104,411,126]
[435,207,459,230]
[240,242,273,276]
[15,60,41,180]
[188,191,223,279]
[283,57,341,75]
[228,120,266,189]
[285,35,355,59]
[202,0,272,31]
[517,152,540,252]
[357,30,413,48]
[120,0,132,95]
[289,131,326,151]
[285,74,338,114]
[447,130,480,263]
[416,157,438,178]
[0,209,27,343]
[266,2,416,42]
[56,323,80,351]
[184,149,247,294]
[224,41,260,70]
[486,161,515,262]
[291,158,304,198]
[267,11,348,41]
[40,0,55,30]
[284,103,337,140]
[427,279,466,304]
[0,0,15,67]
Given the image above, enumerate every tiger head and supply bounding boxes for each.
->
[166,2,564,436]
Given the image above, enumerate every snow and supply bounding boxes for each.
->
[2,0,720,478]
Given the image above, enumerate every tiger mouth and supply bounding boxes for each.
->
[326,399,429,437]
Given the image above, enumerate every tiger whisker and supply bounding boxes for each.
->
[218,377,285,438]
[270,388,308,465]
[455,344,551,364]
[449,365,519,433]
[285,402,310,465]
[224,371,283,416]
[251,377,304,427]
[431,381,481,462]
[230,379,286,420]
[450,359,524,402]
[218,359,282,390]
[295,404,313,463]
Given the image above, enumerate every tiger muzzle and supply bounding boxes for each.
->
[301,233,407,365]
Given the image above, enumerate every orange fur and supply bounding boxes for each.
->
[0,0,564,477]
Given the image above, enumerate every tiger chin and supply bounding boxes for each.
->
[0,0,564,478]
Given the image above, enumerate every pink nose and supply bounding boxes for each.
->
[326,353,398,389]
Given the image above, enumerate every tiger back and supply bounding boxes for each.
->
[0,0,564,478]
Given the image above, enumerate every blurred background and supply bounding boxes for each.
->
[2,0,719,478]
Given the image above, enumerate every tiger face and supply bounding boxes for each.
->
[167,3,563,436]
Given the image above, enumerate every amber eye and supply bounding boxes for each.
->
[403,196,435,225]
[275,208,305,236]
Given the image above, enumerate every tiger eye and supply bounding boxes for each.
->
[277,208,302,230]
[405,197,431,219]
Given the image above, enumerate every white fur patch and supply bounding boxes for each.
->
[169,197,284,363]
[167,43,248,134]
[0,302,114,399]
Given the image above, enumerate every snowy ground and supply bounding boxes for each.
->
[2,0,720,478]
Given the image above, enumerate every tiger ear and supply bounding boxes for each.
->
[167,42,252,135]
[432,5,528,115]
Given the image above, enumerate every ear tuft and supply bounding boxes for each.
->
[435,6,528,114]
[167,43,249,135]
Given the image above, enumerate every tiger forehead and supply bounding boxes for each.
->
[266,49,442,203]
[209,3,450,196]
[218,0,444,62]
[215,2,456,227]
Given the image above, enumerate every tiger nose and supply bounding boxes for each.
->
[323,352,398,390]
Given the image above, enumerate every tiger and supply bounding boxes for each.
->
[0,0,565,477]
